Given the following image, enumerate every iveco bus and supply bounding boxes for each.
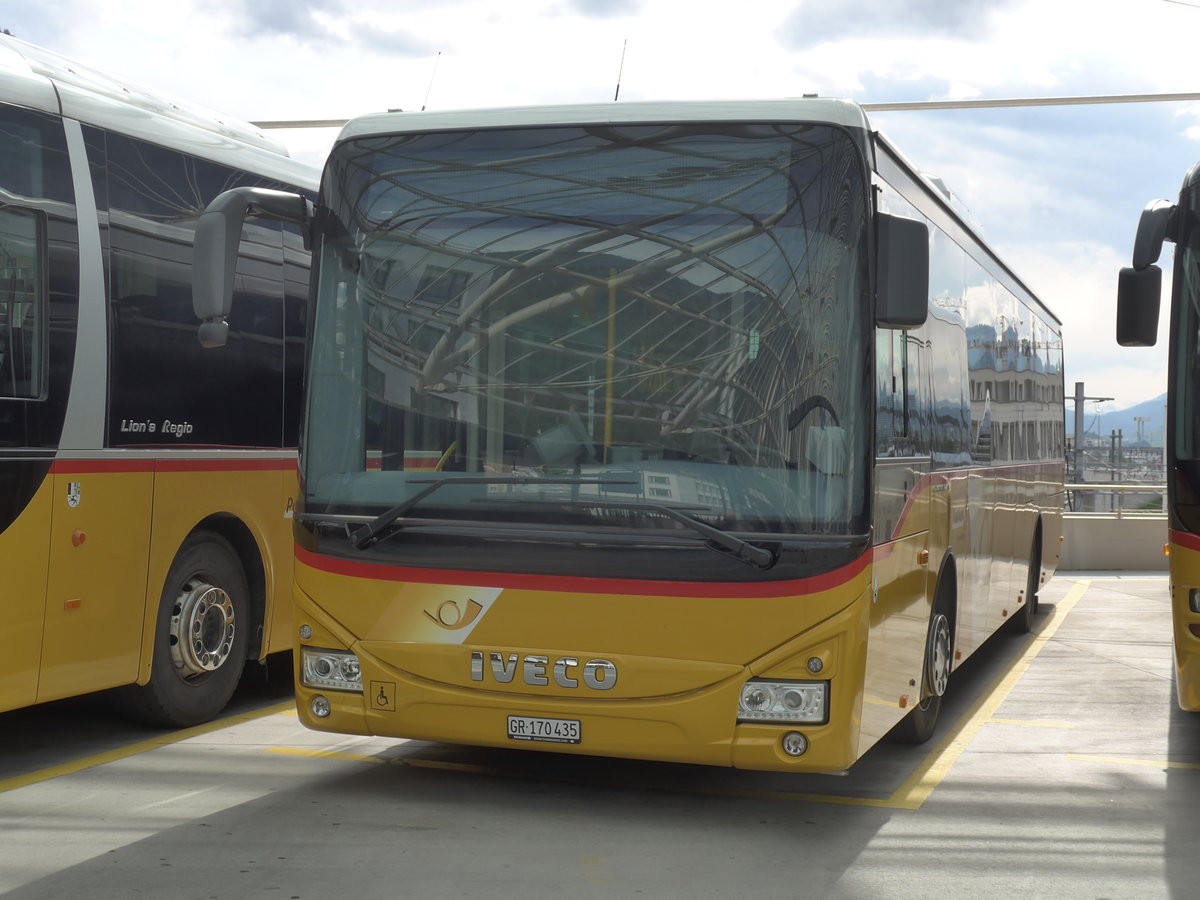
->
[195,99,1064,771]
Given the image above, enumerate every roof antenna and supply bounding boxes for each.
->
[613,39,627,101]
[422,51,441,111]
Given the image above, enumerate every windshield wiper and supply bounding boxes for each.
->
[349,476,775,568]
[348,475,777,566]
[490,496,777,569]
[350,475,635,550]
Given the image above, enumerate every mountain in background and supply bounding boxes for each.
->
[1069,393,1166,446]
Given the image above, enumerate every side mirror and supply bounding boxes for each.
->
[876,212,929,329]
[1115,199,1175,348]
[1116,265,1162,347]
[193,187,313,348]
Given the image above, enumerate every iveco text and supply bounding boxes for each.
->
[470,652,618,690]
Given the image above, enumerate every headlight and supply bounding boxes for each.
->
[300,647,363,692]
[737,679,828,724]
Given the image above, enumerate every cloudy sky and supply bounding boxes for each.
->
[6,0,1200,413]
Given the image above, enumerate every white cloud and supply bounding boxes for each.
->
[1009,239,1169,405]
[8,0,1200,411]
[780,0,1008,51]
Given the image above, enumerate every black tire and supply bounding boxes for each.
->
[1010,533,1043,634]
[112,530,250,727]
[890,605,953,745]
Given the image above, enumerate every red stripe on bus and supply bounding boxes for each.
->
[882,461,1065,542]
[50,457,294,474]
[1171,529,1200,553]
[296,543,871,599]
[155,458,295,473]
[50,459,157,474]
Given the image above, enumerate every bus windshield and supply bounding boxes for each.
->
[1170,177,1200,536]
[304,122,871,541]
[1176,180,1200,465]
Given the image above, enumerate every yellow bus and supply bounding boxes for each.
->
[196,99,1064,771]
[0,35,317,726]
[1118,167,1200,710]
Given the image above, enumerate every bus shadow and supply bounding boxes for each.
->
[1164,674,1200,898]
[0,733,901,900]
[0,652,293,782]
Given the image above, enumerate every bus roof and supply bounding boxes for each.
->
[0,34,317,189]
[336,98,874,143]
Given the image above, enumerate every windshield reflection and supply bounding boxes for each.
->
[305,122,870,537]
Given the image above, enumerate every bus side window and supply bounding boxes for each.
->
[876,329,915,456]
[0,205,44,399]
[100,129,289,449]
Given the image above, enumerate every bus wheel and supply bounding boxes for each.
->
[112,531,250,728]
[890,609,952,744]
[1010,536,1042,634]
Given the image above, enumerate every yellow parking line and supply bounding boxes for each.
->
[989,718,1075,728]
[1066,754,1200,771]
[0,700,294,796]
[265,746,383,764]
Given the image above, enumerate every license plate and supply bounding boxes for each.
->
[507,714,582,744]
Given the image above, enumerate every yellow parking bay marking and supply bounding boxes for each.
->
[989,718,1076,728]
[885,579,1090,809]
[266,747,383,764]
[0,701,294,796]
[263,581,1091,809]
[1067,754,1200,771]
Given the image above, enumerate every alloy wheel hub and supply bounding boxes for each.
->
[170,581,236,677]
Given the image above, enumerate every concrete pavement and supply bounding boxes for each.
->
[0,572,1196,899]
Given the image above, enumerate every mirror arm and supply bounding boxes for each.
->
[1131,199,1177,270]
[193,187,313,348]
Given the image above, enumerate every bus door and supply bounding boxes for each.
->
[865,327,932,742]
[39,465,153,701]
[0,203,52,711]
[0,104,77,711]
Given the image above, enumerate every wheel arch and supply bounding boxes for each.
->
[1026,514,1045,614]
[887,547,959,744]
[1030,514,1045,582]
[934,548,959,651]
[190,512,268,660]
